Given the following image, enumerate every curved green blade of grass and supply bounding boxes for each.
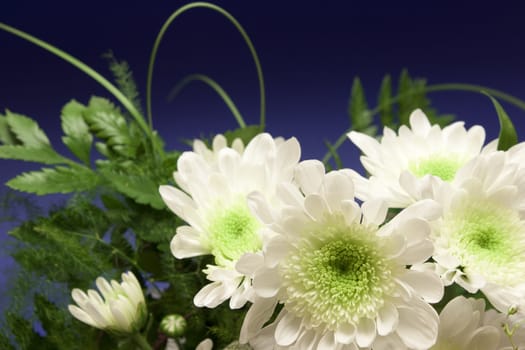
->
[482,91,518,151]
[146,2,266,131]
[0,22,151,138]
[167,74,246,128]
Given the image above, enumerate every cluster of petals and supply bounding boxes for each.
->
[348,109,525,317]
[347,109,486,207]
[239,160,444,349]
[429,296,502,350]
[159,133,301,309]
[68,271,147,334]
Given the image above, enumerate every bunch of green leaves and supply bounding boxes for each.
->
[0,57,258,349]
[325,69,455,170]
[348,69,455,136]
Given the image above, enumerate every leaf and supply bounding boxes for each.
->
[0,114,18,145]
[348,77,371,130]
[0,145,66,164]
[397,69,413,125]
[377,74,393,128]
[7,164,100,195]
[483,92,518,151]
[100,169,165,209]
[61,100,93,164]
[5,110,51,147]
[5,313,37,349]
[84,97,139,158]
[223,124,262,146]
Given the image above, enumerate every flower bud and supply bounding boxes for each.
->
[160,314,187,337]
[68,271,147,334]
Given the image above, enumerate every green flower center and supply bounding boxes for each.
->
[207,202,261,266]
[444,201,525,285]
[280,217,395,329]
[409,155,463,181]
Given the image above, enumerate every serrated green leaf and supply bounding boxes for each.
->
[61,100,93,164]
[5,111,51,147]
[483,92,518,151]
[85,97,139,158]
[6,313,36,349]
[348,77,371,130]
[100,169,165,209]
[397,69,413,125]
[0,332,15,350]
[7,165,100,195]
[377,74,393,128]
[224,125,262,146]
[0,114,18,145]
[0,145,66,164]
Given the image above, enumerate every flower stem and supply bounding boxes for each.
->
[146,2,265,131]
[167,73,246,128]
[132,333,153,350]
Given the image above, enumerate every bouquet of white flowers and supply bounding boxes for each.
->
[1,2,525,350]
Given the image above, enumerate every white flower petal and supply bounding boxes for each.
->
[294,160,325,195]
[275,312,303,346]
[356,318,376,347]
[335,322,356,344]
[377,303,399,336]
[396,299,438,350]
[170,226,209,258]
[253,267,281,298]
[240,297,278,343]
[361,198,389,226]
[399,269,443,303]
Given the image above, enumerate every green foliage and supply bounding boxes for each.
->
[348,77,375,135]
[103,51,143,116]
[483,92,518,151]
[7,165,100,195]
[395,69,455,128]
[224,124,263,146]
[377,74,393,127]
[84,97,142,159]
[61,100,93,164]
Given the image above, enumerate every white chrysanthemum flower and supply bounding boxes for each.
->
[429,296,501,350]
[423,151,525,313]
[347,109,486,207]
[239,160,444,349]
[160,133,301,309]
[68,271,147,334]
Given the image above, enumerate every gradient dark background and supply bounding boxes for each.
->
[1,1,525,318]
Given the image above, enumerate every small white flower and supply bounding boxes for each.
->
[347,109,486,207]
[239,160,444,349]
[425,151,525,313]
[429,296,501,350]
[68,271,147,334]
[160,133,301,309]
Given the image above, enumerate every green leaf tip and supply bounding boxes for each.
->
[483,91,518,151]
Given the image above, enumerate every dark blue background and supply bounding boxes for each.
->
[1,1,525,317]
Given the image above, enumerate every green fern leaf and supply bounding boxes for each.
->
[377,74,394,128]
[0,114,18,145]
[61,100,93,164]
[100,169,165,209]
[348,77,372,131]
[84,97,139,158]
[7,165,100,194]
[5,111,51,147]
[397,69,413,125]
[103,51,143,115]
[224,125,263,146]
[0,145,66,164]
